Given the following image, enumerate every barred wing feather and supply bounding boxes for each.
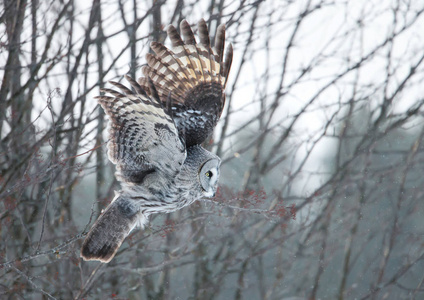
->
[139,19,233,147]
[96,75,186,185]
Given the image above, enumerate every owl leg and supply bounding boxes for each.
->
[80,196,141,263]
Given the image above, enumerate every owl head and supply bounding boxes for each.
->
[199,157,220,197]
[179,145,221,198]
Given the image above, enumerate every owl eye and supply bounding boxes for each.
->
[205,171,213,178]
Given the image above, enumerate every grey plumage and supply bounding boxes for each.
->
[81,19,232,263]
[81,196,142,262]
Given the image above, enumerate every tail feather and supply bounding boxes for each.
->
[81,197,140,263]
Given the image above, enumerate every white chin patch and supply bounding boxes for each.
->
[204,188,215,198]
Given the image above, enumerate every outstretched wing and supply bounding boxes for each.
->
[139,19,233,147]
[97,75,186,185]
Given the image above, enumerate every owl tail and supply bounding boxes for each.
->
[80,196,140,263]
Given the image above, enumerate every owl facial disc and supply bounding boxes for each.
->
[199,159,220,197]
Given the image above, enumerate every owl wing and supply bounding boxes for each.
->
[96,75,186,185]
[138,19,233,147]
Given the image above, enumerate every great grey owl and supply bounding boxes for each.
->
[80,19,233,263]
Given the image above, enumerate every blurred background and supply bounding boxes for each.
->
[1,0,424,299]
